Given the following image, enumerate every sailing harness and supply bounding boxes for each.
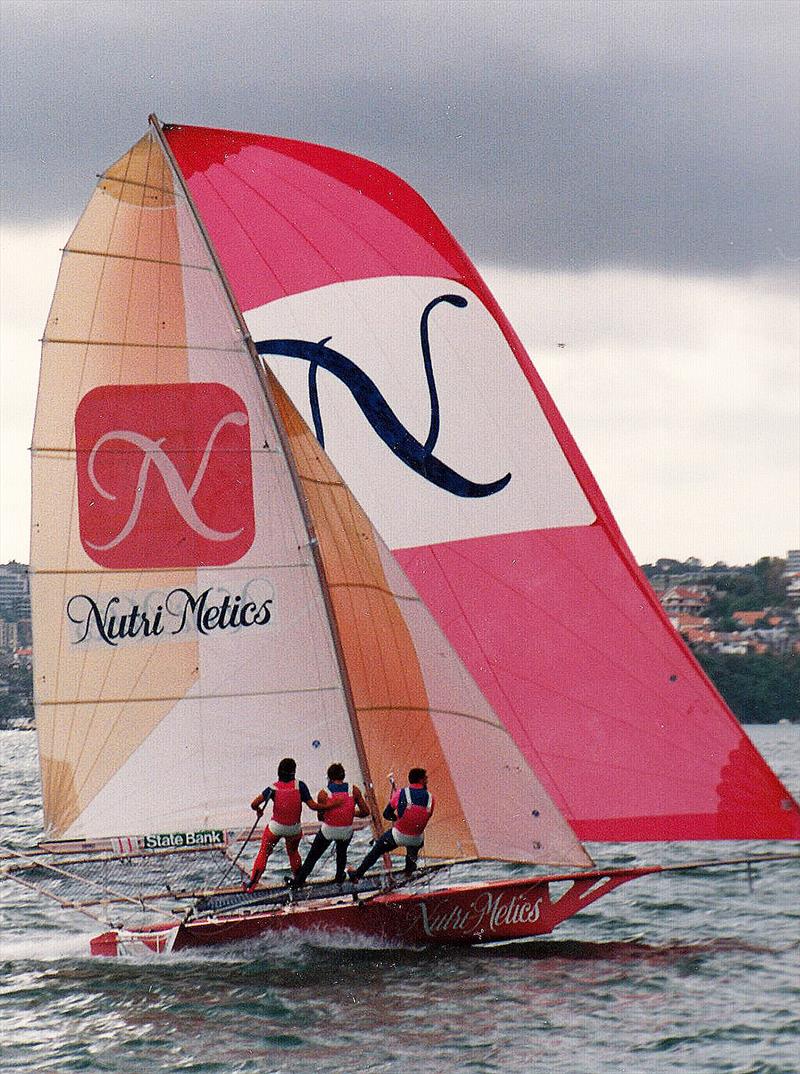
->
[391,785,434,847]
[320,781,357,841]
[267,779,306,836]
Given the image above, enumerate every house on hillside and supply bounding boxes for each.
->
[11,647,32,670]
[713,634,750,655]
[783,551,800,604]
[669,613,712,633]
[0,619,18,651]
[660,586,711,616]
[731,610,770,629]
[682,626,716,648]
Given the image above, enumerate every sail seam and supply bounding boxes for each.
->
[43,339,242,352]
[356,704,508,731]
[65,248,214,270]
[223,149,408,281]
[291,475,349,490]
[32,446,276,457]
[30,560,307,576]
[38,685,343,707]
[209,156,370,294]
[196,168,293,298]
[100,175,188,198]
[327,580,419,601]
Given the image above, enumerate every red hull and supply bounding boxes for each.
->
[90,867,658,956]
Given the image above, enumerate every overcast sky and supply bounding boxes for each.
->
[1,0,798,565]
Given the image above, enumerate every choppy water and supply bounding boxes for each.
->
[1,726,798,1074]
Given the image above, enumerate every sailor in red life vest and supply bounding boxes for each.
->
[290,762,371,887]
[348,767,434,881]
[245,757,328,891]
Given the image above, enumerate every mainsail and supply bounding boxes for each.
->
[160,122,800,843]
[32,133,360,841]
[30,125,587,867]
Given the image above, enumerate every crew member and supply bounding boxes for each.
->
[245,757,327,891]
[291,763,371,887]
[348,767,434,881]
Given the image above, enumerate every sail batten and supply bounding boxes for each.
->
[61,250,215,271]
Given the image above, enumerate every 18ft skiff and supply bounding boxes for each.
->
[2,116,797,955]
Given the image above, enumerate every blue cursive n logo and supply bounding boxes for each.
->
[255,294,511,498]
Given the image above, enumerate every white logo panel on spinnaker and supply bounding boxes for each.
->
[246,276,594,549]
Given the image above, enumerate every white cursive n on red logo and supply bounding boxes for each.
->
[75,383,256,568]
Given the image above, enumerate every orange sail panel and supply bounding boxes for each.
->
[271,376,589,866]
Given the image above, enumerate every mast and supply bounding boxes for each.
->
[148,115,384,834]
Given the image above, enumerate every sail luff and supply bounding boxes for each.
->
[149,116,382,831]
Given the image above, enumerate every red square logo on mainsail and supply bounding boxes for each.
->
[75,383,255,568]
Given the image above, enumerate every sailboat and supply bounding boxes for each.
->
[2,117,797,957]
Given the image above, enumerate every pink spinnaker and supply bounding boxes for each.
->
[163,123,800,843]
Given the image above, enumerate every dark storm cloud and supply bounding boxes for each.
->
[1,0,797,273]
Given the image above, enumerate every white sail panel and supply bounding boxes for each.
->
[57,691,360,840]
[245,276,595,550]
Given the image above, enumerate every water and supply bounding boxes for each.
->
[1,726,798,1074]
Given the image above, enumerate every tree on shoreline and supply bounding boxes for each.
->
[694,651,800,724]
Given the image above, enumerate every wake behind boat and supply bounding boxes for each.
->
[1,116,797,955]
